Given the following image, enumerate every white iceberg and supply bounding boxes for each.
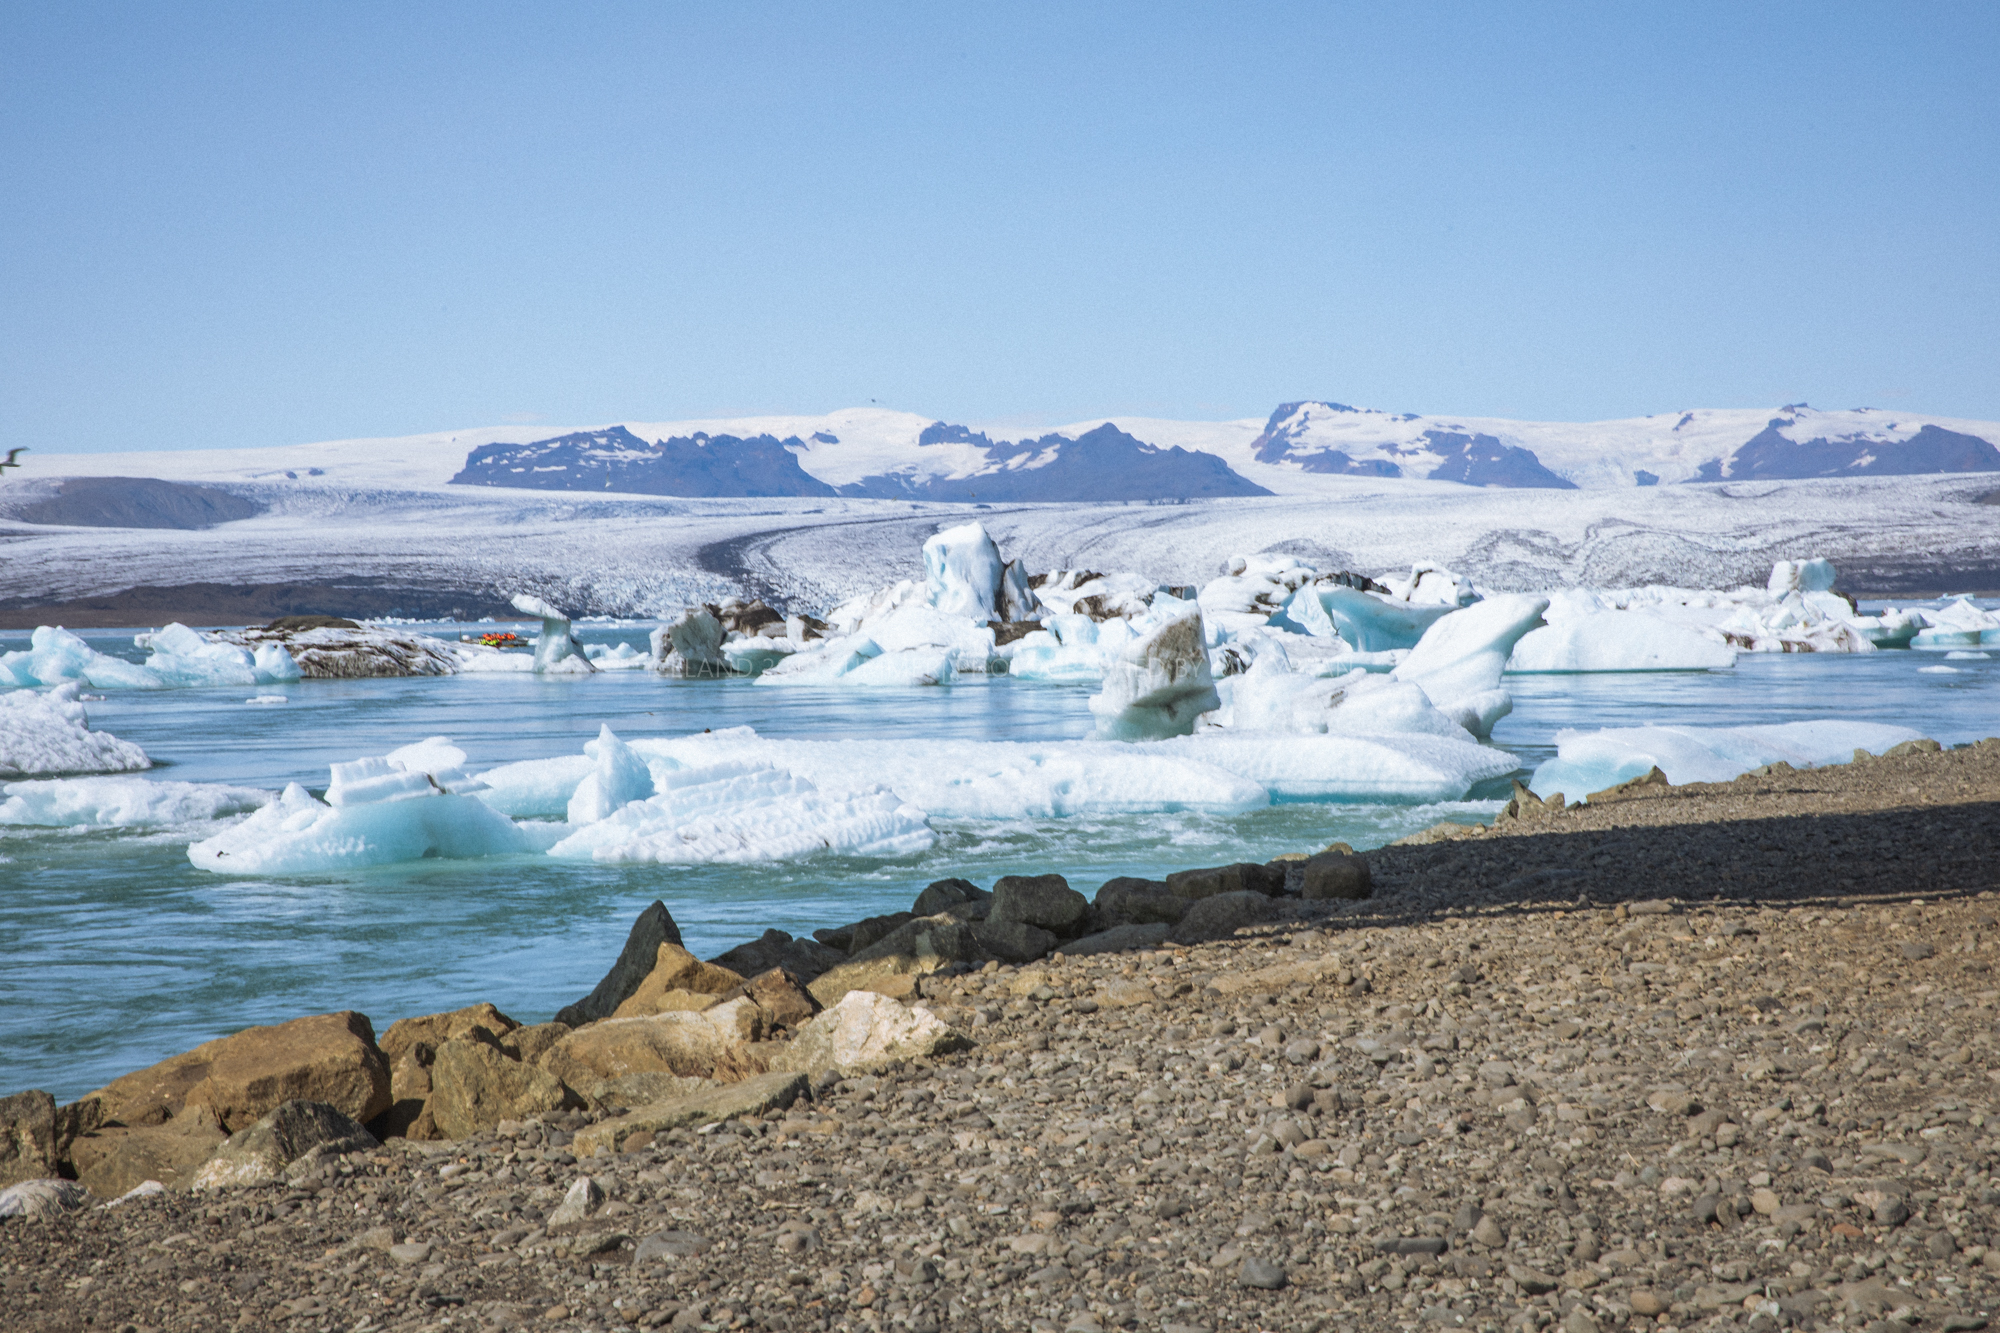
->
[0,776,270,827]
[546,757,934,863]
[566,725,655,824]
[1204,654,1472,740]
[1197,554,1319,636]
[1389,594,1548,738]
[923,521,1007,620]
[1911,597,2000,650]
[0,624,298,690]
[651,607,735,677]
[1088,602,1222,740]
[1508,589,1738,672]
[189,781,531,874]
[1529,720,1927,801]
[0,684,152,778]
[511,593,595,674]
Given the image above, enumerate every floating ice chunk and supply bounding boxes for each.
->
[246,694,288,705]
[511,593,595,674]
[325,756,438,807]
[923,521,1006,620]
[757,635,956,687]
[1275,585,1455,651]
[583,641,649,670]
[472,753,597,818]
[720,637,798,676]
[382,736,486,793]
[1768,557,1838,595]
[0,626,161,689]
[547,759,933,862]
[866,604,996,670]
[1205,658,1471,740]
[1152,732,1518,804]
[0,776,270,827]
[1391,595,1547,739]
[1377,562,1478,607]
[1508,602,1737,673]
[1034,569,1158,620]
[189,781,529,874]
[997,557,1040,622]
[452,646,536,672]
[0,684,151,778]
[1945,650,1992,660]
[1528,719,1925,801]
[567,725,656,824]
[142,623,260,687]
[1197,555,1317,635]
[1911,596,2000,649]
[1918,665,1960,674]
[1004,614,1137,682]
[652,608,734,677]
[1088,603,1220,740]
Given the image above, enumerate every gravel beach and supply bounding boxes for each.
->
[5,738,1998,1333]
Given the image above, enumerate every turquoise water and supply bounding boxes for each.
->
[2,621,1996,1102]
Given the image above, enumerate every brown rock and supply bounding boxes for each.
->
[368,1049,433,1141]
[553,900,685,1028]
[74,1011,390,1135]
[716,968,822,1030]
[611,944,745,1019]
[540,1012,745,1092]
[69,1104,227,1198]
[190,1099,377,1190]
[426,1038,583,1140]
[807,914,985,1008]
[1298,851,1371,900]
[0,1090,59,1188]
[500,1021,572,1064]
[378,1002,519,1068]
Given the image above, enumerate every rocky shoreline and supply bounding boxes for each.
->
[3,738,1998,1333]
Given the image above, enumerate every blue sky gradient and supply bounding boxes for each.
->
[4,2,1997,452]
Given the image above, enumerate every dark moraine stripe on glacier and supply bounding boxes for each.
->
[1695,421,2000,481]
[450,426,839,498]
[838,422,1272,501]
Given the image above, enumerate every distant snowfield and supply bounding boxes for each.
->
[4,467,1997,618]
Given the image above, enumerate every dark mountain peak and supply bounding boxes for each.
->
[451,427,835,498]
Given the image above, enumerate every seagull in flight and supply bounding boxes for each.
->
[0,447,24,472]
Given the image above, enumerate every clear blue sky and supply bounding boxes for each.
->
[5,2,1997,453]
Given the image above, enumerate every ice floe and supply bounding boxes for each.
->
[1508,590,1738,672]
[1528,720,1927,801]
[0,684,151,779]
[0,775,269,827]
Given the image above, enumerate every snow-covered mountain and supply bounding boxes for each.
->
[16,400,2000,500]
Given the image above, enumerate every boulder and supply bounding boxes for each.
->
[699,997,768,1045]
[190,1100,377,1190]
[912,877,990,918]
[1298,852,1372,901]
[1171,890,1290,944]
[0,1178,93,1220]
[370,1050,433,1140]
[540,1012,745,1093]
[0,1090,60,1188]
[709,929,846,983]
[69,1105,227,1198]
[970,918,1057,964]
[813,911,913,954]
[573,1071,810,1156]
[591,1073,717,1111]
[988,874,1089,935]
[612,944,745,1019]
[379,1002,519,1068]
[72,1010,390,1135]
[1092,877,1186,929]
[1165,862,1286,901]
[554,901,685,1028]
[807,914,986,1008]
[500,1021,572,1064]
[715,968,821,1030]
[767,992,973,1079]
[1056,923,1174,957]
[426,1038,584,1140]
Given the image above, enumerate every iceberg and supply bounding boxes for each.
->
[1390,594,1548,738]
[1508,590,1737,672]
[923,521,1007,620]
[1088,602,1222,740]
[189,781,531,874]
[0,776,270,827]
[651,607,735,677]
[0,623,300,690]
[546,758,934,862]
[1911,597,2000,650]
[1197,554,1318,636]
[1273,585,1455,651]
[0,684,152,778]
[511,593,595,674]
[566,725,656,824]
[1004,614,1139,682]
[1529,720,1927,801]
[1205,655,1473,740]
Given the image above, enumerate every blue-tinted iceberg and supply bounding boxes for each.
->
[1529,720,1926,801]
[0,624,298,690]
[1509,590,1737,672]
[1390,594,1548,738]
[511,593,595,674]
[1,775,269,826]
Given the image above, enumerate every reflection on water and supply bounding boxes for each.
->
[1,624,1993,1100]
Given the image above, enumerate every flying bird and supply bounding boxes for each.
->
[0,447,25,472]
